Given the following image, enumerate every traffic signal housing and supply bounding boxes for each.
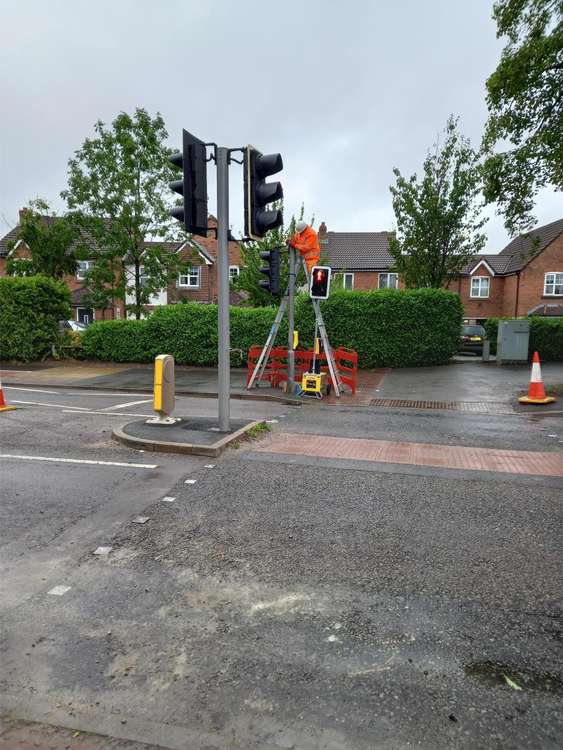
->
[309,266,332,300]
[169,129,208,238]
[244,146,283,239]
[259,246,281,295]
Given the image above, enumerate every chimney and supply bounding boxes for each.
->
[19,208,29,223]
[318,221,327,241]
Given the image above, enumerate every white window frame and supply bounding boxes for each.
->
[379,272,398,289]
[76,307,94,325]
[470,276,491,298]
[76,260,94,280]
[229,265,240,282]
[178,266,201,288]
[342,272,354,291]
[544,272,563,296]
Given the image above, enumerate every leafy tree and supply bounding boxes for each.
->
[388,116,487,289]
[6,199,80,279]
[62,108,191,319]
[482,0,563,233]
[234,204,311,307]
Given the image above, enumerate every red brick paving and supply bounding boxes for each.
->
[255,433,563,477]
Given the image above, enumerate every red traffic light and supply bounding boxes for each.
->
[309,265,332,299]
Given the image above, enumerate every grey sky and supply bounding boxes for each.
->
[1,0,560,251]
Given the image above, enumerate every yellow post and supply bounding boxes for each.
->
[147,354,176,424]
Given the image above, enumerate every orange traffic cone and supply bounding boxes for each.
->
[0,373,16,412]
[518,351,556,405]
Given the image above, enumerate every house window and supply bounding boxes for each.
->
[138,266,150,287]
[178,266,201,288]
[544,272,563,296]
[77,307,94,325]
[229,265,240,282]
[342,273,354,291]
[470,276,491,298]
[379,272,398,289]
[76,260,94,280]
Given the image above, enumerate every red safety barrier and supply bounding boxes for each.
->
[247,345,357,394]
[335,347,358,395]
[246,345,287,386]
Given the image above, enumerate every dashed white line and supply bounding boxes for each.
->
[62,410,154,417]
[184,479,197,484]
[103,399,152,411]
[0,454,158,469]
[161,496,176,502]
[48,585,71,596]
[11,400,90,410]
[5,386,59,394]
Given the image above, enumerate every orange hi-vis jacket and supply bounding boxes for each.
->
[289,225,320,273]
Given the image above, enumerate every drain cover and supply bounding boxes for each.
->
[370,399,513,414]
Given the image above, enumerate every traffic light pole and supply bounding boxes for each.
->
[287,246,296,393]
[216,147,230,432]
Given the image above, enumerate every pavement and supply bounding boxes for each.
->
[0,376,562,749]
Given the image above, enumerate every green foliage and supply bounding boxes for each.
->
[0,276,71,361]
[82,289,463,369]
[482,0,563,233]
[389,116,487,289]
[79,319,155,363]
[62,108,192,319]
[6,199,80,279]
[233,204,309,307]
[485,316,563,360]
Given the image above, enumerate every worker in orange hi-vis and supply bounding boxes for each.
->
[288,220,320,273]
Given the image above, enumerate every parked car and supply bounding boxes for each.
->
[459,324,486,354]
[59,320,87,332]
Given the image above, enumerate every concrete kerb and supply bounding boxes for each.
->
[112,419,264,457]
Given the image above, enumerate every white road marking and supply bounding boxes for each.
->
[265,419,278,424]
[65,391,150,397]
[62,409,154,417]
[204,464,216,469]
[11,400,90,411]
[5,386,58,394]
[184,479,197,484]
[93,546,112,555]
[132,516,150,524]
[161,496,176,502]
[48,585,71,596]
[0,454,158,469]
[103,399,152,411]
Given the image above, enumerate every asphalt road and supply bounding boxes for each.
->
[0,386,561,749]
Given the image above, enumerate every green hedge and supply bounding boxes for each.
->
[485,317,563,361]
[0,276,71,361]
[83,289,462,369]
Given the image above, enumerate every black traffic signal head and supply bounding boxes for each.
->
[309,266,332,300]
[169,129,208,238]
[244,146,283,240]
[259,246,281,295]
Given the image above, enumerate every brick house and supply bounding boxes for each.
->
[319,217,563,322]
[447,217,563,324]
[0,212,243,323]
[318,222,403,291]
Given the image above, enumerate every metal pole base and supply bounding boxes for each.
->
[145,415,177,425]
